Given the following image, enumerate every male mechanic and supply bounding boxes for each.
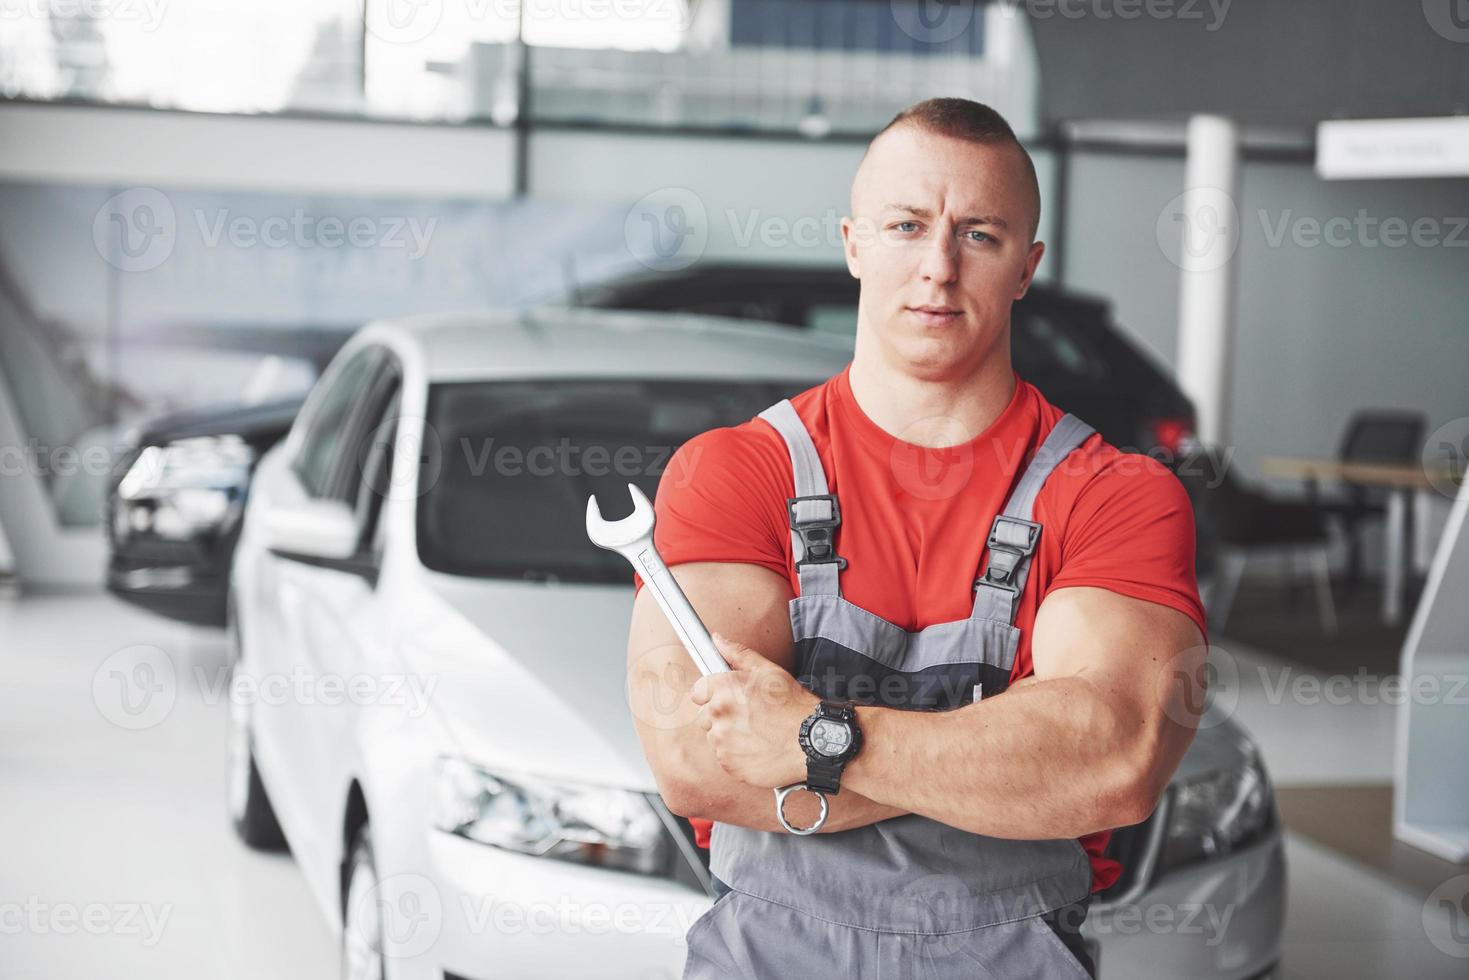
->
[627,97,1208,980]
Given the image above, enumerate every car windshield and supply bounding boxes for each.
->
[418,378,816,583]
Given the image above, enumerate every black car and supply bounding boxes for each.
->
[575,263,1200,461]
[107,267,1208,627]
[107,396,306,625]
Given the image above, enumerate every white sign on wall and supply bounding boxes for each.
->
[1317,116,1469,179]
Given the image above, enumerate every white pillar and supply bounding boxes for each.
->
[1174,114,1241,448]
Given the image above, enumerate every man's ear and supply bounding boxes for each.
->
[1014,239,1045,300]
[840,216,861,279]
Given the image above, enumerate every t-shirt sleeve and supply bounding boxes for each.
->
[631,424,792,594]
[1045,452,1209,641]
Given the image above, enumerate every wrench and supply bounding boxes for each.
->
[586,483,828,836]
[586,483,729,676]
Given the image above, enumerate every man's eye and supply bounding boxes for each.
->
[965,230,995,243]
[893,221,919,233]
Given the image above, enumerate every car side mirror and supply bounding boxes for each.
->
[263,498,359,560]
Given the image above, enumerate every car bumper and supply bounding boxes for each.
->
[386,829,1283,980]
[1085,830,1286,980]
[401,831,706,980]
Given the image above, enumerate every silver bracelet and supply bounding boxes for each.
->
[773,782,829,835]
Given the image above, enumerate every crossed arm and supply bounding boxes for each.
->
[626,560,1207,840]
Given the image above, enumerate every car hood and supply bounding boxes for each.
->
[407,571,659,792]
[405,572,1262,796]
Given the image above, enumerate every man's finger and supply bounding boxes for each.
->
[689,675,710,705]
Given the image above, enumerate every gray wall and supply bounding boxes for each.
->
[1053,147,1469,490]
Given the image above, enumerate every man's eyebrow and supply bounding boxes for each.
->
[881,204,1009,230]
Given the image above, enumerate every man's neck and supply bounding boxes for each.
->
[846,350,1017,450]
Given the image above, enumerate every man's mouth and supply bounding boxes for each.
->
[907,305,963,324]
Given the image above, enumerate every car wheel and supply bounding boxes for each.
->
[226,601,286,850]
[341,827,386,980]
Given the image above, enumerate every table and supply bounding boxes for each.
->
[1258,456,1460,625]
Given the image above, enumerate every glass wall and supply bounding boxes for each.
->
[0,0,1020,134]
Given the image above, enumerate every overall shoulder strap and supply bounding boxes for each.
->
[972,413,1097,625]
[757,399,845,597]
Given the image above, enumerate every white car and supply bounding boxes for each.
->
[227,308,1286,980]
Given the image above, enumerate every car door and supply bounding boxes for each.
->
[253,345,386,870]
[274,355,404,860]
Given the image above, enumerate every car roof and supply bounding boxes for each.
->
[576,262,1115,318]
[359,306,856,383]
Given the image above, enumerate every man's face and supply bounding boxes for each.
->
[841,125,1045,381]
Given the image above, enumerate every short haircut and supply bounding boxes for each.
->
[872,97,1041,241]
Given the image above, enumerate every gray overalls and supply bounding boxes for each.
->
[682,399,1101,980]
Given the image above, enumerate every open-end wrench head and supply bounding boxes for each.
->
[586,483,656,550]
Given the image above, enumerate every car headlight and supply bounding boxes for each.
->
[115,436,255,540]
[433,757,676,877]
[1156,745,1276,873]
[117,435,254,500]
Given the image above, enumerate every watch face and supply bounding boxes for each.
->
[809,718,852,757]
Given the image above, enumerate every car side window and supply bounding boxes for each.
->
[293,349,381,497]
[349,376,402,557]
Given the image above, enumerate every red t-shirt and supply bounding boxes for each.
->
[633,364,1207,893]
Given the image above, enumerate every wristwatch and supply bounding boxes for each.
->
[798,699,863,795]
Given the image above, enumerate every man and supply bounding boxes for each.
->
[626,97,1208,979]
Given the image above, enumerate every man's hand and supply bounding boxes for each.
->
[689,633,819,789]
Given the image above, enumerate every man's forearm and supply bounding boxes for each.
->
[842,676,1162,840]
[672,757,908,834]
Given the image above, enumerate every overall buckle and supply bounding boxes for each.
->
[788,494,848,570]
[976,516,1042,593]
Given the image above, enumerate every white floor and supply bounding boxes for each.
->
[1,590,1465,979]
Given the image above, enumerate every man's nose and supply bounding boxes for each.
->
[919,229,959,285]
